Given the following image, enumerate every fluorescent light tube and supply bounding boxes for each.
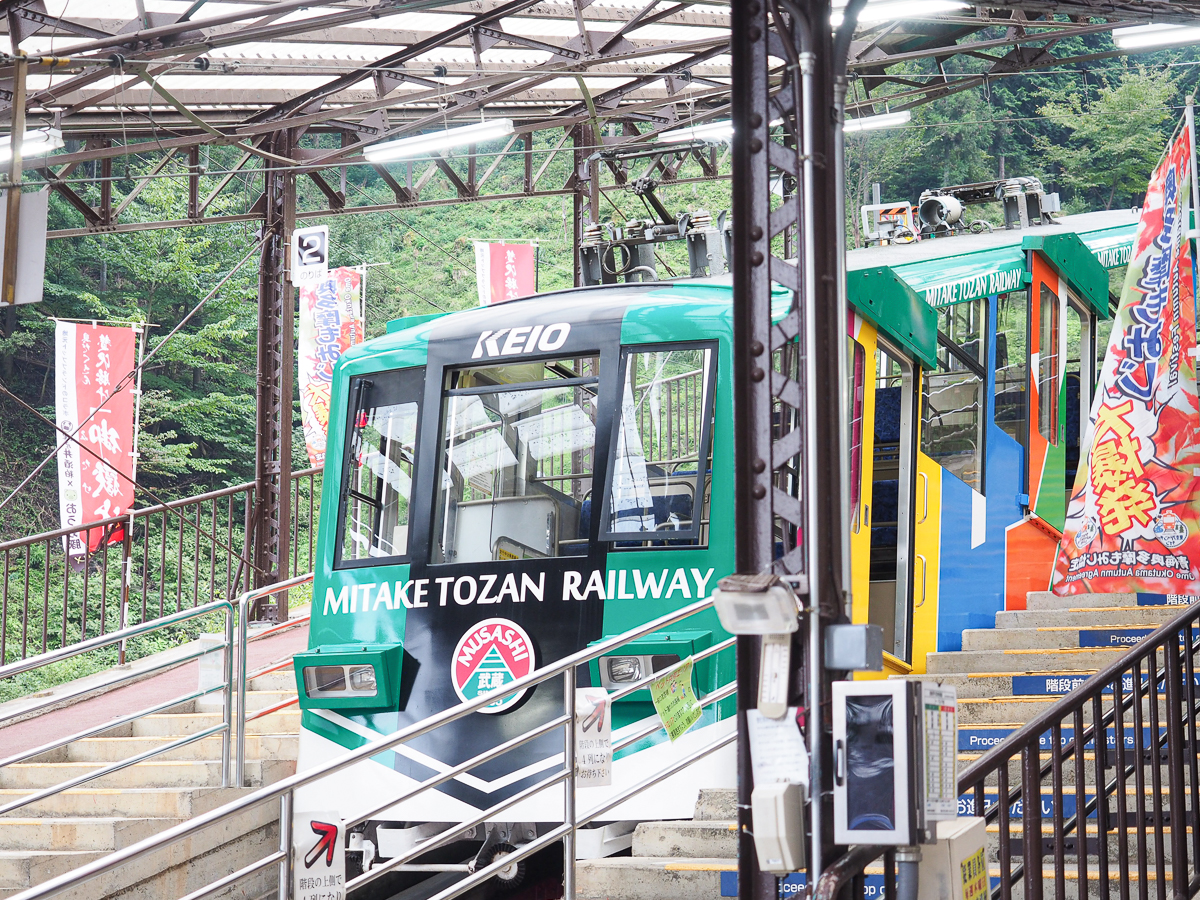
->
[0,128,64,165]
[657,120,734,143]
[1113,24,1200,50]
[843,110,911,133]
[832,0,967,26]
[364,119,514,163]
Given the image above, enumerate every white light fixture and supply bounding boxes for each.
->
[657,120,734,144]
[843,110,911,133]
[363,118,514,163]
[0,128,64,165]
[831,0,967,27]
[1113,23,1200,51]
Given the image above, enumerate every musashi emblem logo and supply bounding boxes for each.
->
[452,618,535,714]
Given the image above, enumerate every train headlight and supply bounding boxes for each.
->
[607,657,642,683]
[293,642,402,710]
[349,665,378,694]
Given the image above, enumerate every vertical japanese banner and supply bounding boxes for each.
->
[299,266,364,467]
[55,322,137,556]
[1051,125,1200,594]
[473,241,536,305]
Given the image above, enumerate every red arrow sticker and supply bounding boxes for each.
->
[305,820,339,869]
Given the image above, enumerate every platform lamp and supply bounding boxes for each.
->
[362,119,515,163]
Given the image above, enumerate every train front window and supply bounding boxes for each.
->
[432,355,601,563]
[599,345,716,546]
[337,367,424,566]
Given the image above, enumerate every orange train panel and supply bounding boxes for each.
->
[1005,518,1060,610]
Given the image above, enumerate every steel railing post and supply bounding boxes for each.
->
[563,665,576,900]
[237,595,250,788]
[221,604,234,787]
[279,788,294,900]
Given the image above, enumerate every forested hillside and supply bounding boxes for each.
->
[1,40,1197,541]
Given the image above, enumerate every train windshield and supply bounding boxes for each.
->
[432,355,601,563]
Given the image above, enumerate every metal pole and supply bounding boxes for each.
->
[563,665,577,900]
[237,595,250,787]
[2,52,25,308]
[118,323,147,666]
[221,604,234,787]
[279,789,294,900]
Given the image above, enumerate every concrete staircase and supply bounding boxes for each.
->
[576,788,737,900]
[0,667,301,899]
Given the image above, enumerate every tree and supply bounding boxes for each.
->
[1036,67,1177,211]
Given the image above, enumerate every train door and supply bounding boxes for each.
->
[1027,253,1068,531]
[867,336,918,663]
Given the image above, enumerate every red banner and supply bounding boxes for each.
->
[473,242,535,305]
[299,267,364,467]
[1051,126,1200,594]
[55,322,137,556]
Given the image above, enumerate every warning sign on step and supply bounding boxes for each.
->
[294,811,345,900]
[575,687,612,786]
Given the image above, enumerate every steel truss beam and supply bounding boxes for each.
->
[252,129,295,623]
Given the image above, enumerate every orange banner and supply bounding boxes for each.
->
[1052,126,1200,594]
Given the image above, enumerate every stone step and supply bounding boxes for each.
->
[0,816,177,852]
[576,857,732,900]
[0,786,253,820]
[694,789,736,822]
[0,758,291,791]
[996,608,1171,629]
[63,733,298,763]
[0,801,277,899]
[962,626,1157,652]
[1026,592,1140,610]
[247,669,296,692]
[632,821,737,858]
[926,647,1130,675]
[195,690,297,714]
[0,850,103,897]
[132,711,300,737]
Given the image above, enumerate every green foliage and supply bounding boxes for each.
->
[1036,67,1178,210]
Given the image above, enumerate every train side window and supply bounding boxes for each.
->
[922,298,987,493]
[432,355,601,563]
[994,291,1028,442]
[336,367,424,567]
[1038,283,1060,445]
[599,344,716,547]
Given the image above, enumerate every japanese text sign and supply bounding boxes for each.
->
[1052,125,1200,594]
[55,322,137,556]
[299,267,364,467]
[473,242,535,306]
[575,688,612,786]
[294,811,345,900]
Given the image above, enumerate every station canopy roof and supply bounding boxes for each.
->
[6,2,1200,160]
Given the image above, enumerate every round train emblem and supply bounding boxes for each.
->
[452,618,536,714]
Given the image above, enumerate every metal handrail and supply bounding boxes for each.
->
[9,592,735,900]
[0,467,321,666]
[0,597,238,810]
[0,574,314,818]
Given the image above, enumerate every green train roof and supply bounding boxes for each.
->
[847,209,1137,319]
